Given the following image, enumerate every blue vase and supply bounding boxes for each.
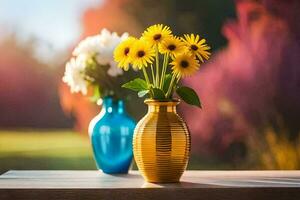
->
[89,96,136,174]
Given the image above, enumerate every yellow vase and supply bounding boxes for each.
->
[133,99,191,183]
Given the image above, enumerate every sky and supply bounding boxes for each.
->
[0,0,103,61]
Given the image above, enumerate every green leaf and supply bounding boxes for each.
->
[122,78,148,92]
[163,74,172,93]
[138,90,149,98]
[152,88,166,100]
[176,86,202,108]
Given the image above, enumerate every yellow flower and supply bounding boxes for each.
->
[159,36,187,57]
[142,24,172,46]
[170,52,200,78]
[129,39,155,69]
[114,37,137,71]
[182,34,211,62]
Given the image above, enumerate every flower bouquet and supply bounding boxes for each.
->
[63,29,136,174]
[114,24,210,105]
[114,24,210,182]
[63,29,135,100]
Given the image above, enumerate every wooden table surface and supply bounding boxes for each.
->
[1,170,300,200]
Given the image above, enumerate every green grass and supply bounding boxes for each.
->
[0,130,92,158]
[0,130,96,174]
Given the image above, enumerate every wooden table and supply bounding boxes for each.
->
[1,170,300,200]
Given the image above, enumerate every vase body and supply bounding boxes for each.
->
[133,99,191,183]
[89,97,136,174]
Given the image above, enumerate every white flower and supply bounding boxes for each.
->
[62,55,89,95]
[95,29,129,67]
[72,36,101,56]
[107,61,123,77]
[65,29,129,95]
[73,29,128,69]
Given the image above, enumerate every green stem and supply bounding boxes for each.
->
[150,64,155,84]
[143,67,153,98]
[155,45,159,87]
[160,53,169,89]
[91,56,113,91]
[175,74,181,85]
[166,73,177,98]
[142,67,150,85]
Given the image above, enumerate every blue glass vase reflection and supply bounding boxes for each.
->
[89,96,136,174]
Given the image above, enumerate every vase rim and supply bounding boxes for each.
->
[144,98,180,105]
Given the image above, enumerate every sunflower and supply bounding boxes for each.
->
[159,36,187,57]
[142,24,172,46]
[170,52,200,78]
[181,34,211,62]
[129,39,155,69]
[114,37,137,71]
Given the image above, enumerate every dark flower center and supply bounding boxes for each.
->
[167,44,176,51]
[137,50,145,58]
[124,47,130,56]
[153,34,162,41]
[180,60,189,68]
[191,44,198,51]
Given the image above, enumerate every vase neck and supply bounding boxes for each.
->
[117,100,126,114]
[101,97,126,114]
[146,101,179,113]
[102,97,115,113]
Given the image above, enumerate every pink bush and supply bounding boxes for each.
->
[180,0,300,155]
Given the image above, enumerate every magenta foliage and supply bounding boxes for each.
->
[180,0,300,154]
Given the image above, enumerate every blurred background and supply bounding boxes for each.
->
[1,0,300,174]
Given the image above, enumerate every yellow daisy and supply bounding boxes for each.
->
[114,37,137,71]
[129,39,155,69]
[181,34,211,62]
[159,36,187,57]
[170,52,200,78]
[142,24,172,46]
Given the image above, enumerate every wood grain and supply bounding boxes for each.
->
[1,170,300,200]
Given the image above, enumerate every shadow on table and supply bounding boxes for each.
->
[101,173,215,188]
[104,173,141,179]
[142,181,215,188]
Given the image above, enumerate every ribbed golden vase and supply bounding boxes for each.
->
[133,99,191,183]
